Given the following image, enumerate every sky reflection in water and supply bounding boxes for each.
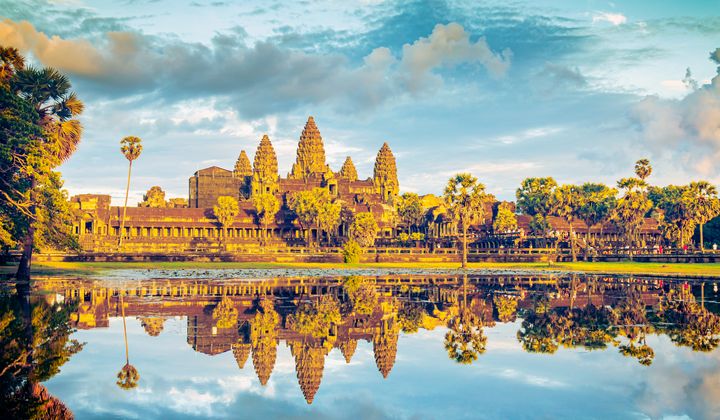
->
[31,275,720,419]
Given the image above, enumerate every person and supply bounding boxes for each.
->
[713,243,717,251]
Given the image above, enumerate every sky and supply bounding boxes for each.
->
[1,0,719,205]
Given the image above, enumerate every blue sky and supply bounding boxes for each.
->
[1,0,719,204]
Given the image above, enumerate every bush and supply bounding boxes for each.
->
[409,232,425,242]
[343,240,362,264]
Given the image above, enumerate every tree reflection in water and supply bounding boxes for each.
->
[12,274,720,410]
[0,282,83,419]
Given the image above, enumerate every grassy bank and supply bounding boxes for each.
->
[1,260,719,278]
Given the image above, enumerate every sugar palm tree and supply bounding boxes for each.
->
[444,173,492,269]
[116,291,139,389]
[118,136,142,249]
[687,181,720,251]
[634,158,652,181]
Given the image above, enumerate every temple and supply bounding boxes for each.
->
[66,116,663,258]
[70,116,400,254]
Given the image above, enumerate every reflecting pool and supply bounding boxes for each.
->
[2,273,720,419]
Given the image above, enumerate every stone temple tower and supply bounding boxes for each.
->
[252,134,279,195]
[289,116,330,180]
[373,142,399,202]
[234,150,253,199]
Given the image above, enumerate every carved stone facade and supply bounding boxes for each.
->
[70,116,399,253]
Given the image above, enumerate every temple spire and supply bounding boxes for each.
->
[290,116,329,180]
[252,134,279,195]
[373,142,399,202]
[339,156,358,181]
[234,150,252,177]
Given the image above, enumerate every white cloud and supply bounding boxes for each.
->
[592,12,628,26]
[631,52,720,176]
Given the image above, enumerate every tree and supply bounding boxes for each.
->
[138,186,166,208]
[576,183,617,255]
[1,52,84,279]
[444,173,492,269]
[118,136,142,249]
[516,177,558,244]
[213,196,240,240]
[649,185,695,247]
[290,188,337,247]
[492,202,517,234]
[116,292,139,390]
[614,177,652,248]
[317,198,341,246]
[686,181,720,250]
[397,193,424,233]
[348,212,379,247]
[634,158,652,181]
[550,185,583,262]
[252,192,279,244]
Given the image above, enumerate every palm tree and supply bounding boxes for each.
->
[444,173,492,269]
[551,185,583,262]
[687,181,720,251]
[116,292,139,390]
[0,46,25,85]
[634,158,652,181]
[12,65,84,280]
[118,136,142,249]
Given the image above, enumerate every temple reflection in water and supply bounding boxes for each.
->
[32,274,720,405]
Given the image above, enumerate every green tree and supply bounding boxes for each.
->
[138,186,167,208]
[397,192,424,233]
[213,195,240,240]
[516,177,558,245]
[550,185,583,262]
[614,177,652,248]
[492,202,518,234]
[252,192,279,244]
[348,212,379,247]
[1,51,84,279]
[576,183,617,255]
[649,185,695,247]
[686,181,720,250]
[634,158,652,181]
[317,198,341,246]
[444,173,492,269]
[290,187,338,246]
[118,136,142,249]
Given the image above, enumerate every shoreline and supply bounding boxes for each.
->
[2,261,720,280]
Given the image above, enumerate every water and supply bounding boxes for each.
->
[2,272,720,419]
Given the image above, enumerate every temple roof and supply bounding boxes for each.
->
[290,116,328,180]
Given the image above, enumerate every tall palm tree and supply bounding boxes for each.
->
[116,292,139,390]
[634,158,652,181]
[687,181,720,251]
[444,173,492,269]
[118,136,142,249]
